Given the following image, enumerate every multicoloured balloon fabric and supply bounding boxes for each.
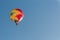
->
[10,8,24,25]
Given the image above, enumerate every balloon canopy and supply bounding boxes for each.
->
[10,8,24,25]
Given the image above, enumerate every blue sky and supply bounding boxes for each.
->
[0,0,60,40]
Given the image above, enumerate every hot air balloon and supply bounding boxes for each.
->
[10,8,24,25]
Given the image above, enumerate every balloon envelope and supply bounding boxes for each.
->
[10,8,24,25]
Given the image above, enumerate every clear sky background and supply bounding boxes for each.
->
[0,0,60,40]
